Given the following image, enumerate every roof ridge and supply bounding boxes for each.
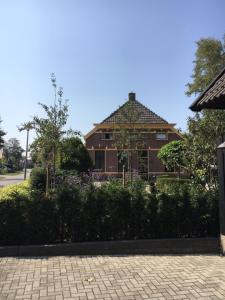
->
[100,99,128,124]
[101,95,168,124]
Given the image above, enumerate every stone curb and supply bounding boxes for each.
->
[0,238,219,257]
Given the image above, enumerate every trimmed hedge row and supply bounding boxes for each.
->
[0,179,219,245]
[156,177,192,194]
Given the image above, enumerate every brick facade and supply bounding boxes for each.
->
[85,93,182,177]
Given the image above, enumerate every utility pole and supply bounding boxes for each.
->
[18,121,34,180]
[24,128,29,180]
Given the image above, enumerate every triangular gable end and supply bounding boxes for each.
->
[101,92,168,125]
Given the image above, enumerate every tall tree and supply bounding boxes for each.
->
[3,138,23,170]
[0,118,6,150]
[186,35,225,188]
[186,37,225,96]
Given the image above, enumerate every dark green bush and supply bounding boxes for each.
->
[0,194,29,245]
[130,180,149,239]
[0,178,219,245]
[30,167,46,192]
[52,183,83,242]
[26,192,58,244]
[156,177,192,194]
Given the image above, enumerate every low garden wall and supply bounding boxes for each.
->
[0,238,219,257]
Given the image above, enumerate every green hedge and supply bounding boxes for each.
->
[0,181,30,201]
[156,177,192,194]
[0,179,219,245]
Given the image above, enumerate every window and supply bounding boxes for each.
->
[103,133,113,140]
[156,133,167,140]
[95,151,105,171]
[118,151,128,172]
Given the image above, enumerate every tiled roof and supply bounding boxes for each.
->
[101,93,168,124]
[190,67,225,111]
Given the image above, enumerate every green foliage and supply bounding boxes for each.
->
[156,177,192,194]
[32,98,68,165]
[0,180,219,245]
[26,192,58,244]
[186,36,225,96]
[185,111,225,188]
[0,160,7,174]
[0,181,30,201]
[157,140,186,174]
[0,195,28,245]
[186,35,225,188]
[3,138,24,170]
[0,181,30,245]
[52,183,83,242]
[30,167,46,192]
[0,118,6,149]
[31,75,69,192]
[59,136,93,173]
[113,100,144,181]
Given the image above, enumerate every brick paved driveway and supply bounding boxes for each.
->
[0,255,225,299]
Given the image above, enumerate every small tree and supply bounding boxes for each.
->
[32,74,69,193]
[157,140,186,177]
[113,100,143,183]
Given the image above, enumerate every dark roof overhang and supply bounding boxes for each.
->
[189,66,225,112]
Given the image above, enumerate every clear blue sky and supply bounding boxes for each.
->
[0,0,225,149]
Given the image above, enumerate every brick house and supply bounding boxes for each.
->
[85,92,182,178]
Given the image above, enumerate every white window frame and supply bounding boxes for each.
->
[156,133,168,141]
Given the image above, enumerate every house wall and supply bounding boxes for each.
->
[106,150,118,172]
[149,150,165,173]
[86,128,182,175]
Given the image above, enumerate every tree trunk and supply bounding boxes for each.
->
[46,164,49,195]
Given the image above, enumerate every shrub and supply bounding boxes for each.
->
[30,167,46,192]
[0,196,28,245]
[0,181,30,201]
[26,192,57,244]
[83,184,108,241]
[52,183,84,242]
[103,182,131,240]
[156,177,192,194]
[129,180,149,239]
[0,177,219,246]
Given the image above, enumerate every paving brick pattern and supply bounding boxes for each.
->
[0,255,225,299]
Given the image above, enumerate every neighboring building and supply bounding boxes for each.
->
[85,92,182,178]
[190,66,225,111]
[0,148,3,160]
[190,66,225,255]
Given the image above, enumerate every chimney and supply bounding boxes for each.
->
[128,92,136,101]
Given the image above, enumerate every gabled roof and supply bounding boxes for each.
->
[101,93,168,124]
[190,67,225,111]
